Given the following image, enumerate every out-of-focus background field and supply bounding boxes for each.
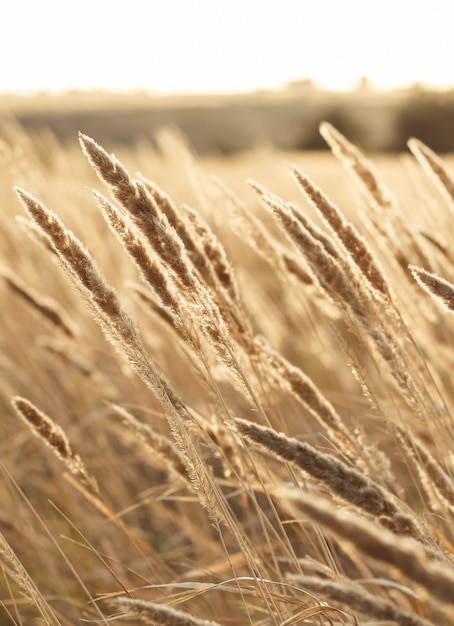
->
[2,83,454,153]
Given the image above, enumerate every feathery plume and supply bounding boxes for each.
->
[320,121,395,211]
[291,166,391,300]
[289,575,435,626]
[107,597,224,626]
[410,265,454,313]
[12,396,97,492]
[80,133,197,292]
[236,417,425,542]
[408,137,454,209]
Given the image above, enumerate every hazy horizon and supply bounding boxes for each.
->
[0,75,449,100]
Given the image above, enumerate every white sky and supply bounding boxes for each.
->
[2,0,453,94]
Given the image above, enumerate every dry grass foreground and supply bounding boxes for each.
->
[0,120,454,624]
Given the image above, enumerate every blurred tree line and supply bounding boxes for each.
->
[301,87,454,153]
[394,90,454,152]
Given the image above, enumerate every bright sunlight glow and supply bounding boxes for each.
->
[3,0,453,95]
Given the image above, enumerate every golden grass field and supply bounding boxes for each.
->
[1,116,454,625]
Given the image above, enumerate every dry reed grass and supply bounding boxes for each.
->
[0,120,453,625]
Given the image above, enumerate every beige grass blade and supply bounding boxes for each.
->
[0,266,78,338]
